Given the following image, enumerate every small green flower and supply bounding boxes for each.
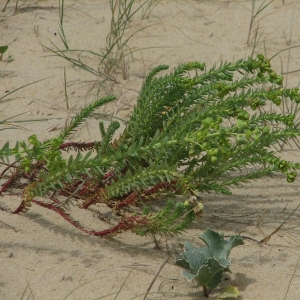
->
[21,158,32,172]
[272,97,281,106]
[236,120,248,132]
[287,171,297,183]
[28,134,39,146]
[278,160,289,172]
[211,156,218,163]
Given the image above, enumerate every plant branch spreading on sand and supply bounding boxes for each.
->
[1,55,300,237]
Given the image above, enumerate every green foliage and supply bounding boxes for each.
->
[175,228,244,297]
[1,54,300,236]
[0,45,8,54]
[0,45,8,61]
[134,199,197,236]
[120,54,300,194]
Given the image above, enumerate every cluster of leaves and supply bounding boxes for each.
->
[176,228,244,297]
[135,199,197,237]
[1,54,300,236]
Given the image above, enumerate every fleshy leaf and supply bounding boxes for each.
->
[176,229,244,297]
[182,269,197,281]
[218,285,240,298]
[199,228,244,259]
[175,256,190,270]
[196,257,226,288]
[0,46,8,54]
[182,242,208,273]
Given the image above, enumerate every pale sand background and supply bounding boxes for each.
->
[1,0,300,299]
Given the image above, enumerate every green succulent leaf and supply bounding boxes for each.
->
[195,257,225,288]
[199,228,245,259]
[176,229,244,295]
[0,45,8,54]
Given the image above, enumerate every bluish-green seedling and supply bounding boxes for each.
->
[0,46,8,61]
[176,228,244,297]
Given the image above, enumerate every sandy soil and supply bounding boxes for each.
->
[1,0,300,299]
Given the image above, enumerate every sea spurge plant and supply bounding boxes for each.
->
[176,228,244,297]
[1,55,300,236]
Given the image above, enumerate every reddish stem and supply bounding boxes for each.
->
[80,195,99,209]
[0,160,18,177]
[60,142,97,151]
[33,200,148,236]
[33,200,90,233]
[116,180,178,207]
[12,200,29,214]
[143,180,177,196]
[0,170,19,196]
[116,192,138,209]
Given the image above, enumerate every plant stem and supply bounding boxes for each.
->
[203,285,209,297]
